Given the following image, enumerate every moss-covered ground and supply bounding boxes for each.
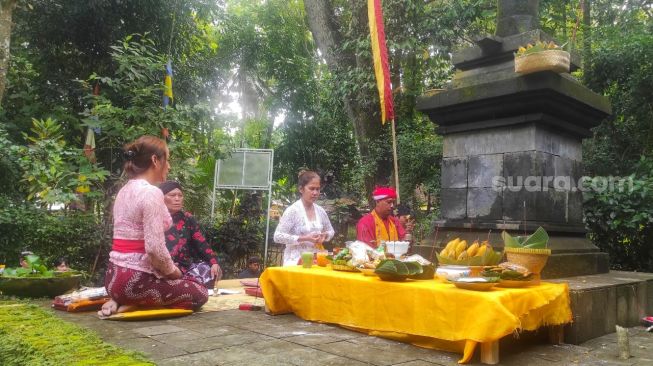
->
[0,300,153,366]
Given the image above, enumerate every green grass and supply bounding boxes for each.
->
[0,300,153,366]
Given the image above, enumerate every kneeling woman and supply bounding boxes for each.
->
[99,136,208,317]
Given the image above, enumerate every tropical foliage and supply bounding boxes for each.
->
[0,0,651,274]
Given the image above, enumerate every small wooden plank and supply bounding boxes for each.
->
[480,341,499,365]
[548,325,564,344]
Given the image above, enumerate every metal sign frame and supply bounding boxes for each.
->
[210,148,274,267]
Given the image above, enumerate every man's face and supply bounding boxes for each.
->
[249,262,260,272]
[374,197,395,219]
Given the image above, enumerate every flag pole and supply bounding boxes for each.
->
[391,118,400,204]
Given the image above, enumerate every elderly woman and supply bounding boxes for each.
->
[159,181,222,288]
[274,170,335,266]
[98,136,208,318]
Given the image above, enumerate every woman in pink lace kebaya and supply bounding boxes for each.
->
[98,136,208,317]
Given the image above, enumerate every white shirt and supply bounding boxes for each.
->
[273,199,335,266]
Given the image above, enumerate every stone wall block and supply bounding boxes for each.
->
[468,154,503,188]
[442,157,468,189]
[502,188,537,221]
[535,189,567,223]
[441,188,467,219]
[467,188,502,220]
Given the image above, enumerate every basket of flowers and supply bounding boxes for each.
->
[514,41,570,75]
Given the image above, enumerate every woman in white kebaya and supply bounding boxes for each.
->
[273,170,335,266]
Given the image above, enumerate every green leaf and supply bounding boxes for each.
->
[501,231,521,248]
[502,227,549,249]
[25,254,41,266]
[521,227,549,249]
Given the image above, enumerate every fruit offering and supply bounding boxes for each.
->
[436,238,503,266]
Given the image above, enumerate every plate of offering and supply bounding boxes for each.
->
[497,278,540,288]
[452,277,499,291]
[359,268,376,276]
[481,263,539,288]
[436,265,471,282]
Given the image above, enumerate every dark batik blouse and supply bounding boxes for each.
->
[165,210,218,273]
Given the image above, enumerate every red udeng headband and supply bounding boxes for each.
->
[372,187,397,201]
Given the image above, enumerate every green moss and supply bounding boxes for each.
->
[0,300,153,366]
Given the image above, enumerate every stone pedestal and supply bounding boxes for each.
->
[416,24,611,278]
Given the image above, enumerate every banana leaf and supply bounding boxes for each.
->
[502,227,549,249]
[502,230,522,248]
[521,226,549,249]
[403,262,423,275]
[375,259,399,274]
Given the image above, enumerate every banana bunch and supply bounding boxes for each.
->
[437,238,502,266]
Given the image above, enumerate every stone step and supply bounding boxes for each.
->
[549,271,653,344]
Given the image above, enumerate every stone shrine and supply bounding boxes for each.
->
[416,0,611,278]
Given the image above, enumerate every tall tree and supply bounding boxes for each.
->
[303,0,391,200]
[0,0,17,105]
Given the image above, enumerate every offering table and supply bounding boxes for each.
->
[260,266,571,364]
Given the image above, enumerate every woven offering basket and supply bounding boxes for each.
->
[504,247,551,274]
[515,50,570,75]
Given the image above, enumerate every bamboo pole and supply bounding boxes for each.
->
[390,118,400,204]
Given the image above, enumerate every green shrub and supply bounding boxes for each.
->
[0,198,106,277]
[0,301,152,365]
[584,157,653,272]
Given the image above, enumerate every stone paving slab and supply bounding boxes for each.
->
[47,307,653,366]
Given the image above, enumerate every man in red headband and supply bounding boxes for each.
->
[356,187,406,248]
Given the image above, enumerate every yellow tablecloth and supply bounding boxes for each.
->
[260,266,572,363]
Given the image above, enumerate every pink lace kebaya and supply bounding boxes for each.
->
[109,179,177,278]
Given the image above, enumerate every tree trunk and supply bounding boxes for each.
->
[0,0,17,105]
[582,0,591,69]
[562,0,567,41]
[304,0,390,202]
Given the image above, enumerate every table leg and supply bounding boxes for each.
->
[480,341,499,365]
[548,325,564,344]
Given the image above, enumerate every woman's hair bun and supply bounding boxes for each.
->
[123,150,136,160]
[297,168,310,179]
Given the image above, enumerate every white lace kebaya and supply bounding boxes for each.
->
[273,199,335,266]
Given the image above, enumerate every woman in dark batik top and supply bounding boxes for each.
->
[159,181,222,287]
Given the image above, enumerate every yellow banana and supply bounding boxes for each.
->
[476,244,488,257]
[457,251,469,261]
[454,240,467,258]
[456,240,467,252]
[467,241,480,257]
[445,238,460,252]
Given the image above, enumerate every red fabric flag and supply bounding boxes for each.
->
[368,0,395,124]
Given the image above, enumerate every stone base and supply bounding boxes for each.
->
[550,271,653,344]
[542,252,609,278]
